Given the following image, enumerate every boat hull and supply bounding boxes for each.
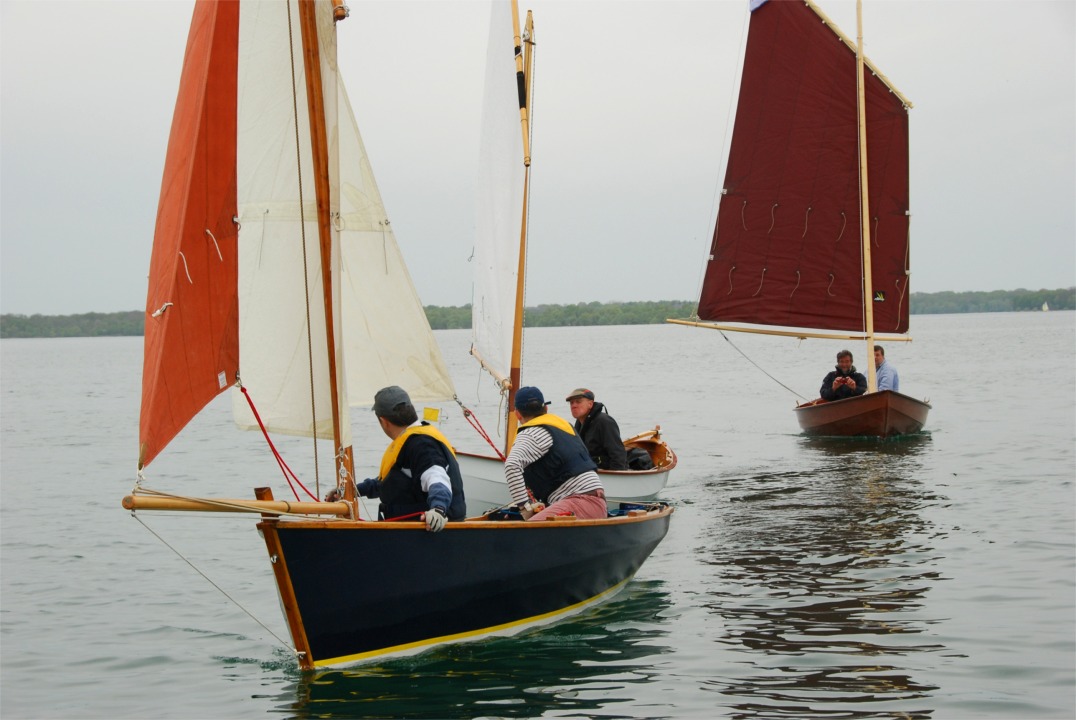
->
[259,504,673,669]
[456,428,677,514]
[794,390,930,438]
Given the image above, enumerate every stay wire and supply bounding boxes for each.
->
[129,512,298,656]
[717,329,809,402]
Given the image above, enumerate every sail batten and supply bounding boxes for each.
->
[697,0,910,336]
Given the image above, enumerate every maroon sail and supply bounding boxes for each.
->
[698,0,910,334]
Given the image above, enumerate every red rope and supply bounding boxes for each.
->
[381,511,425,522]
[239,385,319,503]
[459,404,506,461]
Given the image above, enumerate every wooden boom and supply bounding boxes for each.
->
[122,494,351,516]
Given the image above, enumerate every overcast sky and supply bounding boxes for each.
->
[1,0,1073,316]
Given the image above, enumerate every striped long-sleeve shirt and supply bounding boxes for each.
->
[504,426,603,505]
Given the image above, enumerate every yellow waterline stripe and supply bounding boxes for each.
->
[313,577,632,668]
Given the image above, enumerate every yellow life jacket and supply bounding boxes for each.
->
[378,424,456,481]
[519,413,578,436]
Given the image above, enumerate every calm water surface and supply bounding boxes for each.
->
[2,312,1073,718]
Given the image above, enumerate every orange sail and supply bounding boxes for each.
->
[139,0,239,469]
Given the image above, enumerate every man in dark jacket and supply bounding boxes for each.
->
[820,350,868,401]
[565,388,628,470]
[326,385,465,531]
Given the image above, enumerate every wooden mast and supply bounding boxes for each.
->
[505,1,533,451]
[855,0,878,392]
[297,0,357,496]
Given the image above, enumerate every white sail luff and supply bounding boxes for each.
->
[471,0,527,388]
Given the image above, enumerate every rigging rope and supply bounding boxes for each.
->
[455,395,506,460]
[285,0,321,497]
[239,383,318,502]
[717,329,809,402]
[129,512,299,658]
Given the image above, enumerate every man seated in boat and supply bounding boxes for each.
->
[819,349,868,401]
[565,387,628,470]
[874,345,900,392]
[505,386,607,521]
[327,385,466,531]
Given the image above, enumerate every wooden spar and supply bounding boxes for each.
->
[255,487,316,671]
[665,318,913,343]
[855,0,878,392]
[504,2,534,452]
[297,0,357,491]
[121,494,351,515]
[512,5,532,166]
[804,0,912,109]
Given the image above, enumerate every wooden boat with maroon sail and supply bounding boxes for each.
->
[669,0,930,438]
[123,0,672,671]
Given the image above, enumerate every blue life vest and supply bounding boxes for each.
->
[517,415,597,503]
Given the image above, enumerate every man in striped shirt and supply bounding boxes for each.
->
[504,386,607,521]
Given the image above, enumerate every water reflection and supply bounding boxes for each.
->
[704,434,946,718]
[797,432,934,459]
[271,580,673,719]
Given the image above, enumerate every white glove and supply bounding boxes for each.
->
[424,508,447,532]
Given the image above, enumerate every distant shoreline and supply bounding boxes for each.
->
[1,289,1073,339]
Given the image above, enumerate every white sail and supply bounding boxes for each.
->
[231,0,349,443]
[470,0,527,388]
[336,75,457,405]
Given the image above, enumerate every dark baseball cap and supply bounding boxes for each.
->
[372,385,413,416]
[514,386,550,411]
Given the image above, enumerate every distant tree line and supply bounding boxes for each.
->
[0,311,144,338]
[424,300,697,330]
[909,287,1075,314]
[2,289,1071,338]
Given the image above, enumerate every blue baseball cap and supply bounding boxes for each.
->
[514,386,550,411]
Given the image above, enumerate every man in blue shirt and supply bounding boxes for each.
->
[874,345,900,392]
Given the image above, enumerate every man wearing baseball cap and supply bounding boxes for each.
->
[565,388,628,471]
[327,385,465,531]
[504,386,606,521]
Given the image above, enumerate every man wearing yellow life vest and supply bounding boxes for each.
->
[504,387,607,522]
[355,385,466,531]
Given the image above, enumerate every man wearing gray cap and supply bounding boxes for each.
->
[335,385,466,531]
[565,388,628,471]
[504,386,606,521]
